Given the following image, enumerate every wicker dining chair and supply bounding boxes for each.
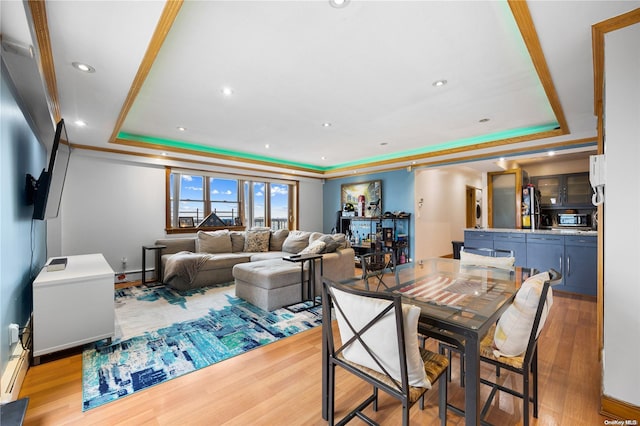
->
[322,278,449,426]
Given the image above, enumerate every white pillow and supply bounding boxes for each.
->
[493,271,553,357]
[332,287,431,389]
[460,250,515,270]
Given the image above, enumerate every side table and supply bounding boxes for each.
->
[283,254,323,304]
[142,244,166,284]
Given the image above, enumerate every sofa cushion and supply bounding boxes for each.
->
[282,230,311,253]
[196,230,232,254]
[230,231,245,252]
[244,229,271,252]
[269,229,289,251]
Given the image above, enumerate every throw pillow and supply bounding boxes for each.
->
[195,230,232,254]
[229,231,245,252]
[299,239,326,255]
[269,229,289,251]
[243,229,271,252]
[282,230,311,253]
[332,287,431,389]
[460,250,515,270]
[492,271,552,357]
[309,232,343,253]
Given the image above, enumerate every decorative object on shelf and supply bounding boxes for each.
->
[341,180,381,218]
[178,216,194,228]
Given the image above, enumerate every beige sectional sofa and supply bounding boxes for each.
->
[154,229,355,310]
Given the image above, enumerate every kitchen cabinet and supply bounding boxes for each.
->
[463,231,526,266]
[526,234,565,280]
[563,235,597,296]
[464,229,597,296]
[493,232,527,267]
[532,172,592,208]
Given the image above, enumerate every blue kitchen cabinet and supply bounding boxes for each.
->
[463,231,494,254]
[525,234,565,282]
[493,232,527,267]
[563,235,597,296]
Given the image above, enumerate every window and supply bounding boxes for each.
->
[166,168,297,232]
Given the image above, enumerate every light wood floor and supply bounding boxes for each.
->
[19,281,607,425]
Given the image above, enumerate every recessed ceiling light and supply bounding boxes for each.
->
[177,126,186,131]
[432,79,447,87]
[265,144,270,149]
[479,118,490,123]
[72,62,95,73]
[74,120,87,127]
[161,152,168,156]
[329,0,350,9]
[221,87,234,96]
[321,156,327,160]
[322,122,332,127]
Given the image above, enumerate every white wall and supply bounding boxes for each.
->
[58,153,166,274]
[603,23,640,406]
[56,153,324,275]
[414,166,482,260]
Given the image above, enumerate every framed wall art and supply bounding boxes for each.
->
[341,180,382,217]
[178,216,195,228]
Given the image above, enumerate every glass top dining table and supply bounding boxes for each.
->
[322,257,535,426]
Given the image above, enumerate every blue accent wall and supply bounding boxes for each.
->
[322,169,415,259]
[1,62,47,375]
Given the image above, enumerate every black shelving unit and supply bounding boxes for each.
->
[339,214,411,265]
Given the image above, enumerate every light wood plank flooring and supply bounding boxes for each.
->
[19,281,606,425]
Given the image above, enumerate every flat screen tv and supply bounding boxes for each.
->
[30,119,71,220]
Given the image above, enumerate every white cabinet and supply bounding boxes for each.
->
[33,254,114,363]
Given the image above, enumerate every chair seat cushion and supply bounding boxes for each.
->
[338,348,448,403]
[480,324,525,369]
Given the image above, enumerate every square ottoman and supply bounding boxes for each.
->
[233,259,308,311]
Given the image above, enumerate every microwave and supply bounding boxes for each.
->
[557,213,590,227]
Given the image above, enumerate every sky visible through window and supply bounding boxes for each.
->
[174,175,288,224]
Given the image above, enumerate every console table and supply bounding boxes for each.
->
[32,254,114,364]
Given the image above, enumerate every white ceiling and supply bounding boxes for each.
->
[2,1,639,178]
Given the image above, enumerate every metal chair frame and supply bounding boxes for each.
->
[438,269,561,426]
[322,278,448,426]
[359,243,399,291]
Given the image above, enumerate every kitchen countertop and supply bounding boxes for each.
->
[464,228,597,236]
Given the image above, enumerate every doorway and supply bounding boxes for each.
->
[466,186,482,228]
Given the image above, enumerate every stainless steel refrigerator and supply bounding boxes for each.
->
[522,184,541,230]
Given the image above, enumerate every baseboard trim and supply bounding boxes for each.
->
[601,395,640,421]
[1,343,30,403]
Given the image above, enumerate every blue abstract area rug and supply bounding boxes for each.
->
[82,283,322,411]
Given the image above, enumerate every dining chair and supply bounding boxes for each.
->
[459,246,516,269]
[434,246,517,385]
[476,268,561,426]
[359,241,399,291]
[322,278,449,426]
